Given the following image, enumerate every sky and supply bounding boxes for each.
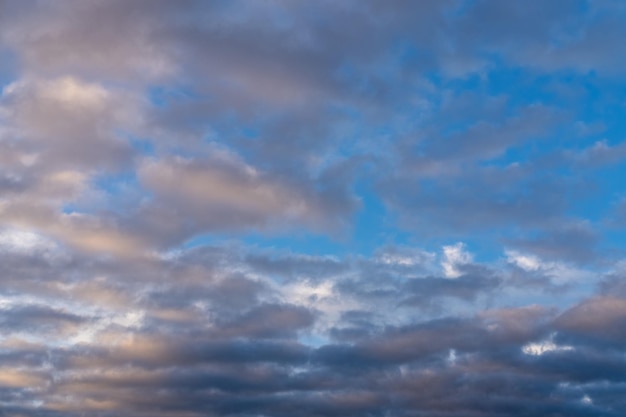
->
[2,0,626,416]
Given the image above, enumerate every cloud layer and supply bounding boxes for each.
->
[2,1,626,416]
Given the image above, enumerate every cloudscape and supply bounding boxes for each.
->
[2,1,626,416]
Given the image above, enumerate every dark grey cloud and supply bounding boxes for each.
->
[555,296,626,347]
[2,292,626,416]
[379,163,570,237]
[453,0,626,75]
[508,220,599,264]
[3,238,617,416]
[402,103,564,169]
[0,305,86,335]
[399,271,501,308]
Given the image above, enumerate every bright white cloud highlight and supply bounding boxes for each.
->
[522,335,574,356]
[506,250,542,271]
[441,242,473,278]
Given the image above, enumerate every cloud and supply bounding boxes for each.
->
[0,0,177,81]
[0,76,136,170]
[522,338,574,356]
[441,242,473,278]
[0,239,624,416]
[506,250,543,272]
[2,1,626,416]
[135,153,356,241]
[556,296,626,344]
[508,220,599,264]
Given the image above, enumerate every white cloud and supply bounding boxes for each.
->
[441,242,473,278]
[0,228,54,253]
[522,334,574,356]
[506,250,542,271]
[375,247,436,269]
[0,228,65,262]
[505,249,595,284]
